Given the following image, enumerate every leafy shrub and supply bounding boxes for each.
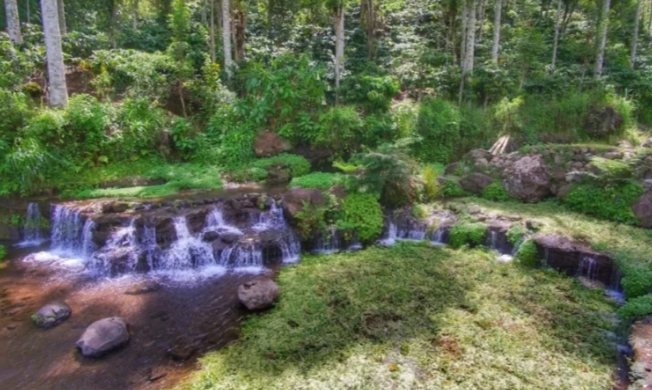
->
[413,98,461,163]
[205,103,256,168]
[563,182,644,225]
[64,94,110,158]
[481,182,511,202]
[340,193,383,243]
[317,106,363,155]
[0,138,58,195]
[113,98,167,159]
[0,91,32,144]
[342,72,400,114]
[290,172,344,190]
[621,264,652,299]
[253,154,311,178]
[515,239,538,268]
[294,203,328,240]
[442,179,468,198]
[0,244,5,261]
[617,294,652,320]
[422,165,441,201]
[589,157,633,182]
[506,225,527,244]
[449,222,487,248]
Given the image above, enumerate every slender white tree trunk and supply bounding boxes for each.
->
[460,1,468,67]
[463,0,477,73]
[26,0,31,24]
[222,0,232,77]
[5,0,23,44]
[476,0,486,43]
[41,0,68,107]
[57,0,66,36]
[594,0,611,78]
[334,6,345,105]
[491,0,502,62]
[210,0,216,62]
[133,0,139,30]
[551,0,562,69]
[631,0,642,68]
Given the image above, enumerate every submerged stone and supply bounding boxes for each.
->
[32,301,72,328]
[76,317,129,358]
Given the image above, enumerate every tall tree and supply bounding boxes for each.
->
[594,0,611,78]
[222,0,232,77]
[170,0,190,117]
[210,0,216,62]
[491,0,502,62]
[57,0,66,35]
[328,0,346,104]
[476,0,486,43]
[551,0,563,68]
[463,0,477,73]
[233,0,246,62]
[26,0,31,24]
[361,0,376,60]
[5,0,23,44]
[631,0,642,68]
[41,0,68,107]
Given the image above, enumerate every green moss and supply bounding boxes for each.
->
[449,222,487,248]
[621,264,652,299]
[563,181,644,225]
[506,225,528,244]
[442,179,469,198]
[617,294,652,320]
[290,172,344,190]
[340,193,383,243]
[481,182,511,202]
[515,239,538,268]
[253,154,311,178]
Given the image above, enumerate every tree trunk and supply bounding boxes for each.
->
[57,0,66,35]
[233,0,246,62]
[631,0,642,68]
[334,6,345,105]
[210,0,216,62]
[361,0,376,60]
[476,0,486,43]
[551,0,562,69]
[594,0,611,78]
[463,0,477,73]
[110,0,118,49]
[491,0,502,62]
[41,0,68,107]
[133,0,139,30]
[5,0,22,44]
[26,0,31,24]
[222,0,232,77]
[648,0,652,34]
[460,1,468,67]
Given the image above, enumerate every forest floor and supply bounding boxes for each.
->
[181,241,619,390]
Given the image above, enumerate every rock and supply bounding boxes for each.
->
[549,167,567,182]
[604,151,623,160]
[503,155,551,202]
[124,280,160,295]
[76,317,130,358]
[32,301,72,328]
[237,279,280,310]
[444,162,462,175]
[466,149,493,163]
[643,137,652,148]
[281,188,326,220]
[629,316,652,388]
[633,192,652,228]
[329,185,348,200]
[474,158,489,170]
[459,173,494,194]
[557,184,572,200]
[585,106,624,137]
[253,131,292,157]
[266,166,291,185]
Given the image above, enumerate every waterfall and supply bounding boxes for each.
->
[313,227,341,255]
[490,230,498,249]
[380,223,398,246]
[161,217,216,270]
[204,207,243,236]
[577,256,597,280]
[252,202,286,232]
[220,239,263,268]
[279,231,301,263]
[19,203,45,246]
[80,219,96,260]
[431,228,445,246]
[51,205,84,256]
[141,225,158,271]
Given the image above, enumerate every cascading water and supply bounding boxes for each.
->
[51,205,84,256]
[431,228,446,246]
[380,223,398,246]
[577,256,597,280]
[18,203,46,246]
[252,202,286,231]
[313,227,341,255]
[162,217,216,270]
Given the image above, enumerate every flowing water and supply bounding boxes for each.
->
[16,203,46,247]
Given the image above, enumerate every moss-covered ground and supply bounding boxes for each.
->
[183,242,618,390]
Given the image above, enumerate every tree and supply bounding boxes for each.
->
[329,0,346,104]
[361,0,376,60]
[460,0,477,104]
[170,0,191,117]
[594,0,610,78]
[233,0,246,62]
[57,0,66,35]
[5,0,23,44]
[491,0,501,62]
[551,0,562,69]
[222,0,232,77]
[631,0,642,68]
[41,0,68,107]
[210,0,216,62]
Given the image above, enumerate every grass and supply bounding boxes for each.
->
[289,172,345,190]
[184,243,618,390]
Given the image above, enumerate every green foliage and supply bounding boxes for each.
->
[563,182,644,225]
[340,193,383,243]
[294,202,328,240]
[0,245,5,261]
[442,179,468,198]
[422,165,441,201]
[589,157,633,183]
[290,172,344,190]
[253,154,311,178]
[621,264,652,300]
[342,71,399,114]
[506,225,528,245]
[617,294,652,320]
[449,222,487,249]
[413,98,460,164]
[481,182,511,202]
[317,106,363,156]
[515,239,538,268]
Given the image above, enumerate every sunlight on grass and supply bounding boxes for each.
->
[183,243,617,390]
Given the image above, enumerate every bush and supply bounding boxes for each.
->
[449,222,487,248]
[317,106,364,156]
[442,179,468,198]
[617,294,652,320]
[290,172,344,190]
[506,225,527,245]
[294,203,328,240]
[563,181,644,225]
[253,154,311,178]
[621,264,652,299]
[340,193,383,243]
[481,182,511,202]
[515,239,538,268]
[0,245,5,261]
[342,73,400,114]
[422,165,441,201]
[413,98,461,164]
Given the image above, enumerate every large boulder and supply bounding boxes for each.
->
[585,106,624,137]
[281,188,326,220]
[253,131,292,157]
[503,155,551,202]
[237,279,280,310]
[32,301,72,328]
[633,191,652,228]
[76,317,130,358]
[459,173,494,194]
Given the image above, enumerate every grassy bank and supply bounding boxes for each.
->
[184,243,617,390]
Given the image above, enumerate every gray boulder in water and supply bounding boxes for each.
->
[76,317,129,358]
[32,301,72,328]
[238,279,280,310]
